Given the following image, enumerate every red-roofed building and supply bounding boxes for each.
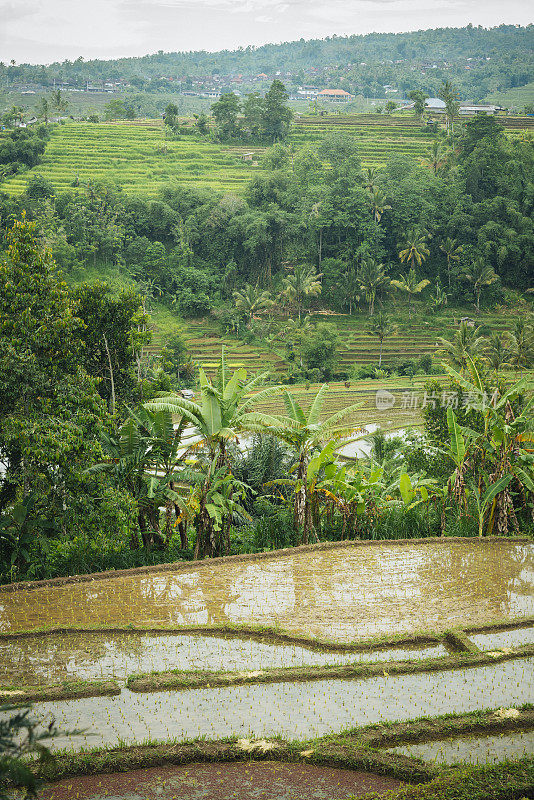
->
[317,89,354,102]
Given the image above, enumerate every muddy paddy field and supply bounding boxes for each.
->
[1,538,533,799]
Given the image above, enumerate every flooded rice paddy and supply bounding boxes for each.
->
[0,631,446,687]
[471,626,534,652]
[20,658,533,751]
[1,540,532,642]
[391,730,534,765]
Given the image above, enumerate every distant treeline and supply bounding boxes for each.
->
[2,25,533,101]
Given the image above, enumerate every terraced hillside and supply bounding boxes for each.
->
[291,114,437,166]
[0,120,261,197]
[163,310,516,376]
[2,114,531,197]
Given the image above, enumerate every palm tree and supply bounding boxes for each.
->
[369,188,391,223]
[51,88,68,114]
[390,268,430,318]
[247,385,363,543]
[398,228,430,272]
[146,348,281,557]
[345,266,361,315]
[436,320,486,372]
[357,259,390,316]
[504,317,534,375]
[232,283,272,326]
[421,141,449,174]
[281,264,322,320]
[439,80,460,136]
[362,166,379,193]
[484,334,511,378]
[36,97,50,124]
[367,311,396,367]
[440,237,463,288]
[462,258,498,313]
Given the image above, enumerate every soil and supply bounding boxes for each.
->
[38,761,403,800]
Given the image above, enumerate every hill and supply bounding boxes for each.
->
[2,25,533,103]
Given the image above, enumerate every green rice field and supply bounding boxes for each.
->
[2,113,531,198]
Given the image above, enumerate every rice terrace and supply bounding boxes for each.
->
[1,15,534,800]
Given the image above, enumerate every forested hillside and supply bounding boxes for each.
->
[2,25,533,101]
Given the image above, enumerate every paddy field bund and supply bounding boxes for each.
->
[1,537,532,795]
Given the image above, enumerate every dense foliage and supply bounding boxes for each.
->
[2,26,532,101]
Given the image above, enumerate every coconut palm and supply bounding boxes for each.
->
[484,334,511,378]
[440,237,463,289]
[462,258,498,314]
[281,264,322,320]
[436,320,486,372]
[36,97,50,124]
[247,385,363,543]
[504,317,534,375]
[398,228,430,272]
[439,80,460,136]
[146,348,282,557]
[232,283,272,326]
[357,259,390,316]
[362,166,379,193]
[367,311,396,367]
[369,188,391,223]
[421,141,449,174]
[51,88,68,114]
[390,268,430,318]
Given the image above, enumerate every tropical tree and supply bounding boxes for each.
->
[398,227,430,272]
[146,349,281,556]
[36,97,50,124]
[51,88,68,114]
[445,357,534,535]
[440,237,463,288]
[408,89,428,119]
[232,283,272,326]
[281,264,322,320]
[504,317,534,375]
[369,187,391,223]
[367,311,396,367]
[247,385,362,543]
[428,282,448,313]
[484,334,511,377]
[90,406,192,548]
[357,259,390,316]
[391,268,430,318]
[439,80,460,136]
[462,258,498,313]
[421,141,449,174]
[436,320,486,372]
[362,166,379,193]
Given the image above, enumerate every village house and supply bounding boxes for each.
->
[317,88,354,102]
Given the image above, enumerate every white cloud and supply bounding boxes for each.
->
[0,0,531,64]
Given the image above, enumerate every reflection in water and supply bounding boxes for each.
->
[0,631,446,687]
[391,730,534,765]
[0,541,532,642]
[471,627,534,651]
[16,658,533,752]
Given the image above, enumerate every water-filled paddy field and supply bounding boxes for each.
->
[1,539,532,641]
[1,539,533,771]
[19,658,534,751]
[0,631,447,687]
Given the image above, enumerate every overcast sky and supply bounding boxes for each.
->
[1,0,532,65]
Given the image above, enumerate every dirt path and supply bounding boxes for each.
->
[38,761,403,799]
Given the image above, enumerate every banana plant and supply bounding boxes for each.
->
[469,475,513,538]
